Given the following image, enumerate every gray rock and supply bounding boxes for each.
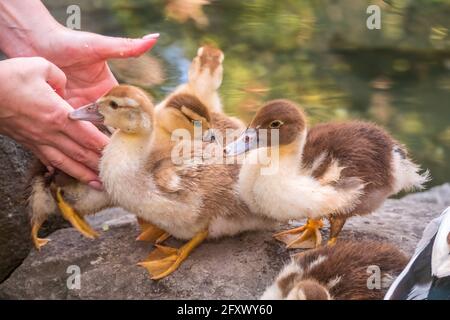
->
[0,184,449,299]
[0,136,71,283]
[0,136,33,282]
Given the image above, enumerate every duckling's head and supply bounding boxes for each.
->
[69,85,154,135]
[286,279,331,300]
[189,45,224,91]
[156,93,215,142]
[225,99,307,156]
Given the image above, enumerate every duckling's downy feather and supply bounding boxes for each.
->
[302,121,429,218]
[262,241,408,300]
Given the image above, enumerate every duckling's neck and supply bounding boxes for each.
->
[110,129,153,155]
[255,129,307,171]
[278,131,307,167]
[100,129,153,195]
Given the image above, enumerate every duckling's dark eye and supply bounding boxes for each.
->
[269,120,283,129]
[109,101,119,109]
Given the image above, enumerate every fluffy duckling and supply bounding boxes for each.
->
[121,45,243,244]
[27,44,236,250]
[72,85,277,279]
[261,241,408,300]
[158,44,243,129]
[385,207,450,300]
[27,126,112,250]
[225,100,430,248]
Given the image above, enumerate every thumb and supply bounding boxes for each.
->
[43,59,67,97]
[89,33,159,59]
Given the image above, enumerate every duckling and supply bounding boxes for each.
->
[385,207,450,300]
[126,45,244,244]
[225,99,430,248]
[261,241,408,300]
[27,44,236,250]
[71,84,277,279]
[27,125,113,250]
[160,44,243,128]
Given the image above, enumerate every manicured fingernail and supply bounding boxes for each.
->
[88,180,103,191]
[143,33,160,40]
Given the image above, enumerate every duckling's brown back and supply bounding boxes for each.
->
[297,241,408,300]
[303,121,396,216]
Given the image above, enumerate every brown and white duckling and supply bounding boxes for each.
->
[72,85,276,279]
[261,241,408,300]
[121,45,243,244]
[225,100,430,248]
[27,126,113,250]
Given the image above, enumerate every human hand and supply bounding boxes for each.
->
[0,57,109,188]
[0,0,159,107]
[29,27,159,107]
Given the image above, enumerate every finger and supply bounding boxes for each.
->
[50,133,101,172]
[89,33,159,59]
[46,96,109,154]
[39,145,99,184]
[63,119,109,154]
[43,60,67,97]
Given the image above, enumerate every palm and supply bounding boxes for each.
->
[61,61,116,108]
[41,28,157,108]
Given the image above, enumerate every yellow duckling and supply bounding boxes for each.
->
[72,84,276,279]
[27,45,234,250]
[225,100,430,248]
[261,241,408,300]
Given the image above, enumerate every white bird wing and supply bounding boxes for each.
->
[385,207,450,300]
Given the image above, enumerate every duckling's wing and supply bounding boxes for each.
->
[385,207,450,300]
[151,158,185,193]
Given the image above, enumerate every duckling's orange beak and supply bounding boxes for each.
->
[69,103,104,123]
[224,128,258,156]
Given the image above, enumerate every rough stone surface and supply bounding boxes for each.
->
[0,136,71,283]
[0,184,449,299]
[0,136,33,283]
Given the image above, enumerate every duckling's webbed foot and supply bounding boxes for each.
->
[138,230,208,280]
[274,219,324,249]
[56,188,99,239]
[136,218,171,244]
[31,221,50,250]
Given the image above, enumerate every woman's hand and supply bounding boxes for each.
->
[0,0,158,188]
[0,0,159,108]
[0,57,108,189]
[26,27,159,107]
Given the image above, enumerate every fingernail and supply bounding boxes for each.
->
[142,33,160,40]
[88,180,103,191]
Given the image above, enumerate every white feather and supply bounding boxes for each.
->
[260,259,303,300]
[391,148,430,193]
[432,207,450,278]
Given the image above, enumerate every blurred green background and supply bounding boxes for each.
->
[45,0,450,187]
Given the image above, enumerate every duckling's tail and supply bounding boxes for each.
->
[391,145,431,194]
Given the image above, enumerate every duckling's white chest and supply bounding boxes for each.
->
[237,151,328,221]
[100,135,203,239]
